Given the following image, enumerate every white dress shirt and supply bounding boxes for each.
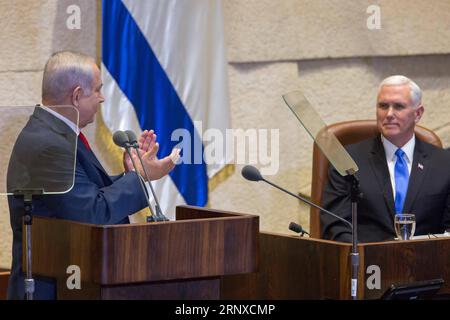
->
[381,134,415,200]
[42,105,80,135]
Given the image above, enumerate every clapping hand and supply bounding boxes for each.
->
[124,130,180,180]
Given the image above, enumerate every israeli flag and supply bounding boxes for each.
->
[101,0,231,221]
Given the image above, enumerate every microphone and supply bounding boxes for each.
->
[113,130,157,222]
[289,222,310,237]
[124,130,168,222]
[112,130,130,148]
[124,130,138,147]
[241,164,263,181]
[241,165,353,230]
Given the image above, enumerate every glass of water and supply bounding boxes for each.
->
[395,213,416,240]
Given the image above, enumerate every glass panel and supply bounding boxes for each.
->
[282,91,358,176]
[0,105,78,195]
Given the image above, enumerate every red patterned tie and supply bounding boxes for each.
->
[79,132,91,151]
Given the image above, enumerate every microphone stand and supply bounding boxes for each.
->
[123,145,158,222]
[130,143,168,221]
[347,169,361,300]
[13,189,44,300]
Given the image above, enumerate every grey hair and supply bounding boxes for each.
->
[379,75,422,107]
[42,51,96,103]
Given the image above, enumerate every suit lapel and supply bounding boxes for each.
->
[369,137,396,215]
[403,138,429,213]
[77,138,111,184]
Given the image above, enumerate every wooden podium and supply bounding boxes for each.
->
[221,232,450,300]
[28,205,258,299]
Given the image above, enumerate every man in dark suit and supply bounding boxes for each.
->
[7,51,179,299]
[321,75,450,243]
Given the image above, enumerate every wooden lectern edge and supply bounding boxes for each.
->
[30,216,253,228]
[260,231,450,249]
[30,204,260,229]
[177,204,260,218]
[262,231,353,247]
[358,236,450,247]
[33,214,445,248]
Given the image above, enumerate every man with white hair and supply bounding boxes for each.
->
[321,75,450,242]
[7,51,180,299]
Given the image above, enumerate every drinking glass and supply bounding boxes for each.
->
[395,213,416,240]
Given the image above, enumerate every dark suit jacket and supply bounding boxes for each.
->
[7,107,148,299]
[321,135,450,243]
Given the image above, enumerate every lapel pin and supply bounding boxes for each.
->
[418,163,424,170]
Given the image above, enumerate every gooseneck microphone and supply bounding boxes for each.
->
[123,130,139,148]
[241,165,353,230]
[113,130,158,222]
[112,130,130,148]
[125,130,168,221]
[289,222,310,237]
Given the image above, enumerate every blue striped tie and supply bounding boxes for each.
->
[394,149,409,213]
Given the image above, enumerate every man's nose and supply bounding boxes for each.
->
[386,106,395,117]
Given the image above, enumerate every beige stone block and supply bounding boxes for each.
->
[0,0,55,71]
[49,0,98,60]
[224,0,450,62]
[0,0,98,72]
[0,71,42,106]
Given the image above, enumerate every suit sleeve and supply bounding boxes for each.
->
[110,173,124,182]
[41,165,148,225]
[320,165,353,242]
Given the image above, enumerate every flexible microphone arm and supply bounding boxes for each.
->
[241,165,352,229]
[125,130,168,221]
[263,177,353,229]
[113,131,158,222]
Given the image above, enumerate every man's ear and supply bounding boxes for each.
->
[71,86,82,107]
[414,104,424,123]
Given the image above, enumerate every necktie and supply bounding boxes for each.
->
[394,148,409,213]
[79,132,91,152]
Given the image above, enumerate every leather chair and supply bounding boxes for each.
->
[309,120,442,238]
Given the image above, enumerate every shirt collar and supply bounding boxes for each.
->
[381,134,415,163]
[41,105,80,135]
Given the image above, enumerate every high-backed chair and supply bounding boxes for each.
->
[309,120,442,238]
